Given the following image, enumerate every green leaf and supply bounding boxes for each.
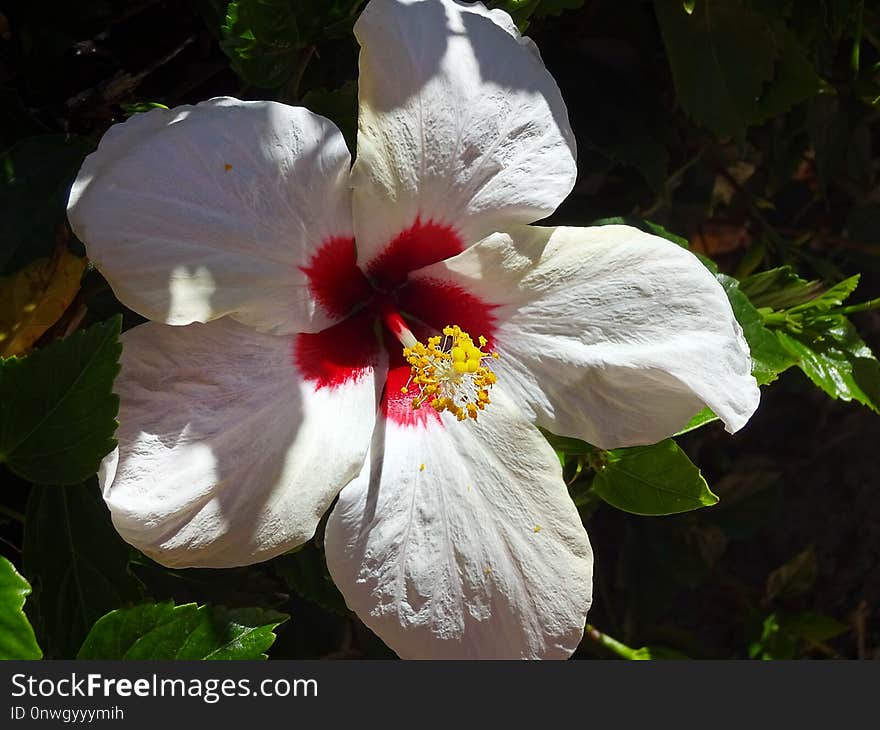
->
[739,266,823,310]
[765,547,817,602]
[301,82,358,153]
[534,0,587,18]
[489,0,540,26]
[492,0,586,26]
[130,560,288,612]
[782,612,848,643]
[777,318,880,412]
[0,316,121,484]
[749,613,796,659]
[540,430,596,456]
[847,202,880,246]
[120,102,169,117]
[655,0,777,137]
[594,136,670,193]
[806,92,872,191]
[0,135,94,275]
[273,542,348,615]
[592,439,718,516]
[750,611,847,659]
[752,20,821,122]
[23,481,143,658]
[630,645,691,660]
[717,274,797,385]
[222,0,301,89]
[786,275,860,316]
[220,0,363,88]
[643,220,690,249]
[77,602,288,659]
[675,406,718,435]
[0,556,42,659]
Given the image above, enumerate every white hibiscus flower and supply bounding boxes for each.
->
[67,0,759,659]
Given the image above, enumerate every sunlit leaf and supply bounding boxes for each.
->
[739,266,823,310]
[777,318,880,413]
[717,274,797,386]
[77,601,288,660]
[592,439,718,516]
[0,556,42,659]
[786,275,860,315]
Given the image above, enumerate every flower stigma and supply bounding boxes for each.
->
[401,325,498,421]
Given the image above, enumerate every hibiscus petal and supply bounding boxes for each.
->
[68,98,355,334]
[411,224,760,448]
[325,388,593,659]
[352,0,576,273]
[103,316,383,568]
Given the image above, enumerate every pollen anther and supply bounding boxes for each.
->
[403,324,497,421]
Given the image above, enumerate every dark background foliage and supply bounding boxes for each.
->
[0,0,878,659]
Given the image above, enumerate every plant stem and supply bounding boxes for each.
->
[835,297,880,315]
[585,624,640,660]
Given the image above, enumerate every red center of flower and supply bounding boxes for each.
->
[294,217,497,427]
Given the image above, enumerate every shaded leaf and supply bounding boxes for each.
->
[534,0,587,18]
[23,481,143,658]
[753,20,821,122]
[131,559,289,612]
[301,81,358,152]
[221,0,363,88]
[0,135,93,275]
[750,611,847,659]
[0,556,42,659]
[782,612,848,643]
[222,0,301,88]
[77,601,288,660]
[656,0,777,137]
[807,94,861,191]
[274,541,348,616]
[595,136,670,193]
[765,547,817,602]
[0,316,121,484]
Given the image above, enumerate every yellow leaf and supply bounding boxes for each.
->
[0,249,86,357]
